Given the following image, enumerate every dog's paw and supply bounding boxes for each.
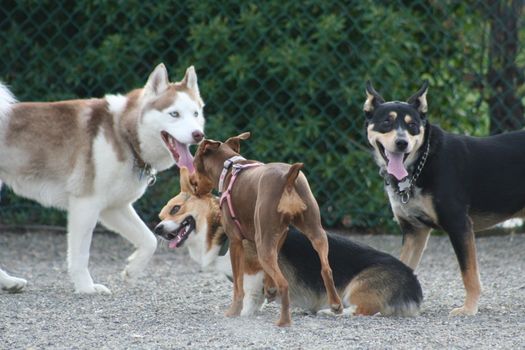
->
[75,283,112,295]
[264,287,277,303]
[1,276,27,293]
[331,302,344,314]
[449,306,478,316]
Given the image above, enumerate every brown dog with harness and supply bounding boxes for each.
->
[191,132,343,326]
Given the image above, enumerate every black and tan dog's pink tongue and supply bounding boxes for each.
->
[175,140,195,173]
[385,150,408,180]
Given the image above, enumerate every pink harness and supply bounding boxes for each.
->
[219,156,261,236]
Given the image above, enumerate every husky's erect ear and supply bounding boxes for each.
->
[190,172,214,197]
[144,63,169,96]
[179,167,193,193]
[407,80,429,115]
[364,81,385,118]
[181,66,200,97]
[225,132,251,153]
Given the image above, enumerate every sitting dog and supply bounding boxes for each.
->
[155,167,423,317]
[191,132,343,326]
[364,80,524,315]
[0,63,205,294]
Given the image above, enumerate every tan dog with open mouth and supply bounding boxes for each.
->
[191,132,343,326]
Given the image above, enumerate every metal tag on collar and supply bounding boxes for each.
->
[400,191,410,204]
[398,178,411,192]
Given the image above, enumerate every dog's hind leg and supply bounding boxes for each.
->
[67,197,110,294]
[293,202,343,315]
[0,268,27,293]
[99,204,157,282]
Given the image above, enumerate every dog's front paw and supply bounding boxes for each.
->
[75,283,111,295]
[449,305,478,316]
[1,276,27,293]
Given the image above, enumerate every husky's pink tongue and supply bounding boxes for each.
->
[385,150,408,180]
[174,140,195,174]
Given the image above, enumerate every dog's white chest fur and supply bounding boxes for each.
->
[386,185,438,227]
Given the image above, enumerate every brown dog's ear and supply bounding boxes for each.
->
[179,167,193,193]
[198,139,221,155]
[224,132,251,153]
[190,172,214,197]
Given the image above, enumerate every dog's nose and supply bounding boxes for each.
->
[192,130,204,143]
[154,223,164,235]
[395,139,408,151]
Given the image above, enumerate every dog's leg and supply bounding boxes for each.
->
[225,237,244,317]
[399,220,432,269]
[257,243,291,326]
[99,204,157,281]
[434,209,481,316]
[446,220,481,316]
[303,228,343,314]
[0,268,27,293]
[241,271,265,316]
[67,197,110,294]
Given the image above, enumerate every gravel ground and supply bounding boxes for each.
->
[0,230,524,349]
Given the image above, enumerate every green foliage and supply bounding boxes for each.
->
[0,1,523,232]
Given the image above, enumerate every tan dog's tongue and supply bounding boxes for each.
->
[175,141,195,173]
[385,150,408,181]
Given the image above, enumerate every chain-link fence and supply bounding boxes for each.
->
[0,1,524,232]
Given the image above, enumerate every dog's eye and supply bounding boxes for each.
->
[381,119,392,127]
[193,111,199,118]
[169,111,180,118]
[170,205,181,215]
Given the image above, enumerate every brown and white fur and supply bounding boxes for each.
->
[192,132,343,326]
[0,63,205,294]
[155,167,423,317]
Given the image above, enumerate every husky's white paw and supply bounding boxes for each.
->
[1,276,27,293]
[75,283,112,295]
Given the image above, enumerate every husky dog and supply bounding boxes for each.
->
[0,63,205,294]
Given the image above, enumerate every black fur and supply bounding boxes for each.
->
[280,226,423,307]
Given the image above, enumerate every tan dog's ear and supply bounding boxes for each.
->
[190,172,214,197]
[224,132,251,153]
[179,167,193,193]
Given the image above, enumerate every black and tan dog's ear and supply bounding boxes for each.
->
[189,172,214,197]
[364,81,385,117]
[407,80,429,115]
[179,167,193,193]
[225,132,251,153]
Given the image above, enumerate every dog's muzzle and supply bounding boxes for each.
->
[154,216,196,248]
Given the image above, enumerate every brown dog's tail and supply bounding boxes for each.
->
[277,163,307,219]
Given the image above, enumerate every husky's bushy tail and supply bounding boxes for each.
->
[0,82,17,119]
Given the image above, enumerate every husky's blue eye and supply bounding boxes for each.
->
[169,111,180,118]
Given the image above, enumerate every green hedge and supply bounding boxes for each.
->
[0,1,523,232]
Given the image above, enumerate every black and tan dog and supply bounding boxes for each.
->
[155,167,423,317]
[364,80,525,315]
